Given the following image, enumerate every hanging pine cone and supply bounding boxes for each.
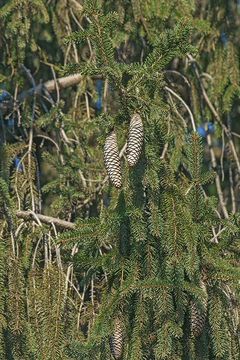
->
[191,281,208,337]
[104,131,122,188]
[109,318,123,359]
[126,113,144,167]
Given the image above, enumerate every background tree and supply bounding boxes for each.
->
[0,0,239,359]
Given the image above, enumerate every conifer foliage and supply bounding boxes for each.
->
[0,0,240,359]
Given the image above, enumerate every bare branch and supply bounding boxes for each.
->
[16,210,74,229]
[44,73,83,92]
[0,73,101,111]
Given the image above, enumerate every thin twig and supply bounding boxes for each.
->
[229,163,236,213]
[160,115,171,160]
[103,78,108,113]
[51,222,63,271]
[69,7,94,59]
[164,86,196,131]
[28,209,43,227]
[168,92,188,129]
[220,129,225,182]
[0,110,6,144]
[34,134,60,151]
[209,227,226,243]
[163,70,191,88]
[206,133,229,218]
[227,113,236,213]
[60,127,87,187]
[64,244,78,299]
[51,65,60,103]
[21,64,36,211]
[15,221,25,238]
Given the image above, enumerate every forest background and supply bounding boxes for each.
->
[0,0,239,359]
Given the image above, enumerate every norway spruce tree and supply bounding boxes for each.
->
[0,0,239,359]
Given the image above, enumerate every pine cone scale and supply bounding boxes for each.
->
[126,113,144,166]
[104,131,122,188]
[109,318,123,359]
[191,281,208,337]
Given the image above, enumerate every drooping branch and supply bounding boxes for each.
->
[187,53,240,174]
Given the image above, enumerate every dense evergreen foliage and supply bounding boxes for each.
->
[0,0,239,359]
